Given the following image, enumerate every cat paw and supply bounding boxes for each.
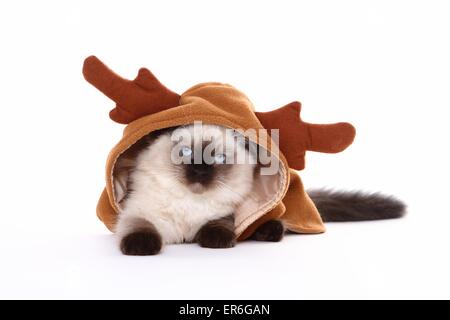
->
[120,231,162,255]
[197,225,236,249]
[251,219,285,242]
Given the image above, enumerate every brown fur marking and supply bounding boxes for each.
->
[250,219,285,242]
[195,215,236,248]
[120,218,162,256]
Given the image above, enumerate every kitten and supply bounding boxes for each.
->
[115,124,266,255]
[114,124,406,256]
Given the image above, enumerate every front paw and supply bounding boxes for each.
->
[197,225,236,249]
[251,219,285,242]
[120,231,162,256]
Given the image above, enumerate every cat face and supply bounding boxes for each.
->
[171,124,256,194]
[135,124,257,205]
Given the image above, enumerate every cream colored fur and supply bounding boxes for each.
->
[115,124,256,245]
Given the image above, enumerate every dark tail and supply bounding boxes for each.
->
[307,189,406,222]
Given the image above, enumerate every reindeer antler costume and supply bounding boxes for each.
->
[83,56,355,240]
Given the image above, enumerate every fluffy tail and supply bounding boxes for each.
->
[307,189,406,222]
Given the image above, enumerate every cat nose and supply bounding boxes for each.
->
[185,161,214,185]
[191,163,213,176]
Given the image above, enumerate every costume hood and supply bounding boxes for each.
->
[83,56,355,240]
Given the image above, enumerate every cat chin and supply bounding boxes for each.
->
[188,182,207,194]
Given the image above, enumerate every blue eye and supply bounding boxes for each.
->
[214,154,226,164]
[181,146,192,157]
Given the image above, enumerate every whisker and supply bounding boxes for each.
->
[216,181,245,201]
[217,180,259,202]
[130,171,181,181]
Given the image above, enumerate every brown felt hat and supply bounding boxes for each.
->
[83,56,355,240]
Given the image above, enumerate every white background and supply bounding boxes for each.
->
[0,0,449,299]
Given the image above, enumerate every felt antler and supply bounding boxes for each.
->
[255,101,356,170]
[82,56,180,124]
